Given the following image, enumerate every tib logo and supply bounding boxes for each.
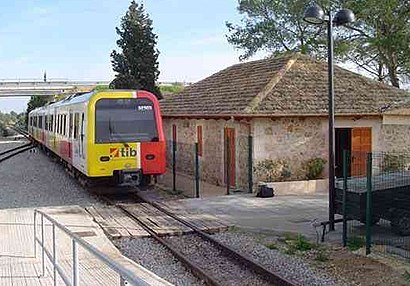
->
[110,147,138,158]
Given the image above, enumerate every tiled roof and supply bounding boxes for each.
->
[160,54,409,117]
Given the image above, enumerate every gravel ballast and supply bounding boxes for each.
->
[212,232,339,286]
[0,140,101,209]
[114,237,205,286]
[166,234,272,286]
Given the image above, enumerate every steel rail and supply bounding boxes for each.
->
[135,193,296,286]
[0,142,33,157]
[99,194,221,286]
[0,145,35,163]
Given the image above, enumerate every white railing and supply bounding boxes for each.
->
[34,209,150,286]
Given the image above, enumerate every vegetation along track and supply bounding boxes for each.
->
[100,190,295,286]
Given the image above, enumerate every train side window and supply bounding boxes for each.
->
[63,114,67,136]
[69,113,73,138]
[74,113,79,139]
[38,116,43,129]
[50,115,54,132]
[57,115,60,134]
[60,115,63,135]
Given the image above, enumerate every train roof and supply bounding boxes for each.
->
[29,90,141,115]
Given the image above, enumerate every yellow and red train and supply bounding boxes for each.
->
[28,90,166,186]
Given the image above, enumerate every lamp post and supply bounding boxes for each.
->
[303,4,355,231]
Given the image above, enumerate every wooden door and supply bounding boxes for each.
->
[224,128,236,187]
[351,127,372,176]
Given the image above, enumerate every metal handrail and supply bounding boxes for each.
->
[34,209,150,286]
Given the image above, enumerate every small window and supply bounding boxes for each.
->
[197,125,203,156]
[38,116,43,129]
[51,115,54,132]
[63,115,67,136]
[74,113,79,139]
[69,113,73,138]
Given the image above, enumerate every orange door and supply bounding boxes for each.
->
[351,128,372,176]
[224,128,236,187]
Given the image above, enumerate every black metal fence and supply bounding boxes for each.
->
[337,150,410,257]
[165,135,254,198]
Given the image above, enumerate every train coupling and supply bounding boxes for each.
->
[116,170,142,186]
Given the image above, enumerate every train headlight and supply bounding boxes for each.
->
[145,154,155,160]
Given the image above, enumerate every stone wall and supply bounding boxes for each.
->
[380,115,410,153]
[162,118,251,190]
[252,117,327,181]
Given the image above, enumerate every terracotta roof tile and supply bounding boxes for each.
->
[160,54,409,117]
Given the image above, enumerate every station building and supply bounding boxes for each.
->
[159,53,410,193]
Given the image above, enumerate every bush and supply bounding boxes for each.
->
[254,159,291,182]
[382,153,407,172]
[303,158,326,180]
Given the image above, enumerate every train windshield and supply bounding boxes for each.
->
[95,98,158,143]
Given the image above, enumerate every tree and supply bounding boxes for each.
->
[25,95,50,127]
[226,0,336,60]
[226,0,410,88]
[110,1,161,98]
[342,0,410,88]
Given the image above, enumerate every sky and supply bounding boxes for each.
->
[0,0,248,113]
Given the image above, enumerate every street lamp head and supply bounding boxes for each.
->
[333,9,355,26]
[303,4,325,25]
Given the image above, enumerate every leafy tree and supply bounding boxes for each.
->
[159,83,185,94]
[110,1,161,98]
[342,0,410,88]
[226,0,336,60]
[226,0,410,88]
[24,95,51,127]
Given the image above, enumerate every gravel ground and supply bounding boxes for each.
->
[166,234,272,286]
[0,139,101,209]
[114,237,205,286]
[212,232,340,286]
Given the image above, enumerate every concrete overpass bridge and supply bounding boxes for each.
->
[0,79,191,97]
[0,79,110,97]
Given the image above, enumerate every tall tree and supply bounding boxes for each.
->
[25,95,50,127]
[227,0,410,88]
[226,0,336,60]
[110,1,161,98]
[342,0,410,88]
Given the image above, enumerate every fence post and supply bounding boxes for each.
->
[226,137,230,195]
[195,143,200,198]
[172,139,176,193]
[248,135,253,193]
[73,240,79,286]
[52,224,57,285]
[41,214,45,276]
[34,211,37,257]
[366,152,373,255]
[342,150,348,247]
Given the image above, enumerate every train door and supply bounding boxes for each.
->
[72,112,84,173]
[80,113,86,160]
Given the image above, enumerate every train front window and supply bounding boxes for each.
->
[95,98,158,143]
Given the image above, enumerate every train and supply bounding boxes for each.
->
[28,90,166,186]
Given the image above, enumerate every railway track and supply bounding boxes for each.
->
[100,190,295,286]
[0,128,35,163]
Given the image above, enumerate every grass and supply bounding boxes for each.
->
[347,236,366,251]
[404,270,410,282]
[314,249,330,262]
[279,233,316,254]
[265,242,278,250]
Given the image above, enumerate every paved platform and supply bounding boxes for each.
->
[163,193,341,239]
[0,206,172,285]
